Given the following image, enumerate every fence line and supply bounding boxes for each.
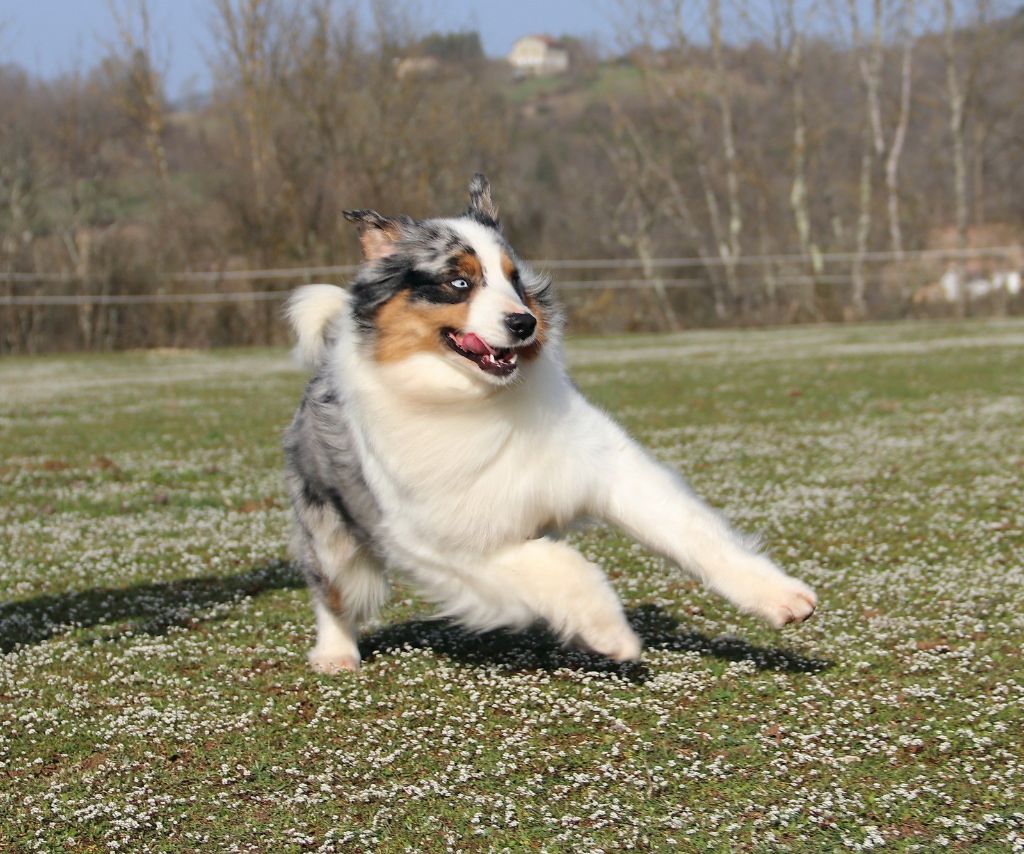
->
[1,291,288,306]
[1,245,1018,287]
[538,246,1016,271]
[0,274,911,306]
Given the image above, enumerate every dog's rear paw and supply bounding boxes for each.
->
[579,621,643,662]
[309,650,361,674]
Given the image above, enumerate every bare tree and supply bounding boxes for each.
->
[959,0,1014,229]
[210,0,292,256]
[846,0,884,317]
[843,0,917,310]
[51,68,110,350]
[601,112,682,331]
[0,77,40,353]
[612,0,747,319]
[885,0,914,259]
[708,0,745,311]
[779,0,827,317]
[942,0,969,315]
[106,0,170,187]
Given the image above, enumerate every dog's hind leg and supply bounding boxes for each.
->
[436,538,642,662]
[292,520,389,673]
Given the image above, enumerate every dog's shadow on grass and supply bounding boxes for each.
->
[0,561,302,654]
[2,568,831,679]
[361,604,832,681]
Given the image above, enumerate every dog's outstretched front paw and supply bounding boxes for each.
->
[308,649,361,674]
[750,577,818,628]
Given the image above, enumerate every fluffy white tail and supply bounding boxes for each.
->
[285,285,348,370]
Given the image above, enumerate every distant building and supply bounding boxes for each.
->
[910,224,1023,306]
[507,35,570,76]
[394,56,442,80]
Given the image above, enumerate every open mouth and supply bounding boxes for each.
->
[442,329,519,377]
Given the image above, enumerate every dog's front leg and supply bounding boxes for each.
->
[587,417,817,627]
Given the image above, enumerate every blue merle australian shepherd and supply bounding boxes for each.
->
[283,174,816,673]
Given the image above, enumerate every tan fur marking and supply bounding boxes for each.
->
[519,291,548,361]
[500,252,548,360]
[375,292,471,363]
[357,221,402,261]
[324,584,345,615]
[455,251,483,284]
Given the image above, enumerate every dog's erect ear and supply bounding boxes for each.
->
[466,172,500,228]
[343,209,402,261]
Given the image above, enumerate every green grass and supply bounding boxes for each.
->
[2,320,1023,852]
[506,65,644,104]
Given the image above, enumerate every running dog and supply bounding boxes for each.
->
[283,174,817,673]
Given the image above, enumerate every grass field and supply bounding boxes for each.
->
[2,320,1023,852]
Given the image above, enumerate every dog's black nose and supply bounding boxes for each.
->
[505,312,537,341]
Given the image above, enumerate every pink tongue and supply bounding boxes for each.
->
[461,333,493,356]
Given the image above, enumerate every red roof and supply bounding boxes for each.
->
[520,34,563,47]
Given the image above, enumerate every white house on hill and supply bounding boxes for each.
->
[507,35,570,76]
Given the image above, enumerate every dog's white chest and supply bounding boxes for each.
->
[347,368,581,556]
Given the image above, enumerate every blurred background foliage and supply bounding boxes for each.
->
[1,0,1023,351]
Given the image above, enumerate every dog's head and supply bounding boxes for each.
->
[344,175,558,392]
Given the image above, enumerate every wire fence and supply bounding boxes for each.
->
[2,245,1021,352]
[1,246,1019,306]
[0,277,865,305]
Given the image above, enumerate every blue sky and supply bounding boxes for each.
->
[0,0,618,97]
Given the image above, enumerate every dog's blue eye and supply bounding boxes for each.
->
[450,279,469,290]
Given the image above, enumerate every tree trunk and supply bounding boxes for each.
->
[852,144,873,319]
[943,0,970,318]
[213,0,280,254]
[709,0,743,315]
[784,6,827,318]
[848,0,884,319]
[885,10,914,260]
[637,233,680,332]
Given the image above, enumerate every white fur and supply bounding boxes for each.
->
[290,247,816,670]
[285,284,348,370]
[444,218,535,350]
